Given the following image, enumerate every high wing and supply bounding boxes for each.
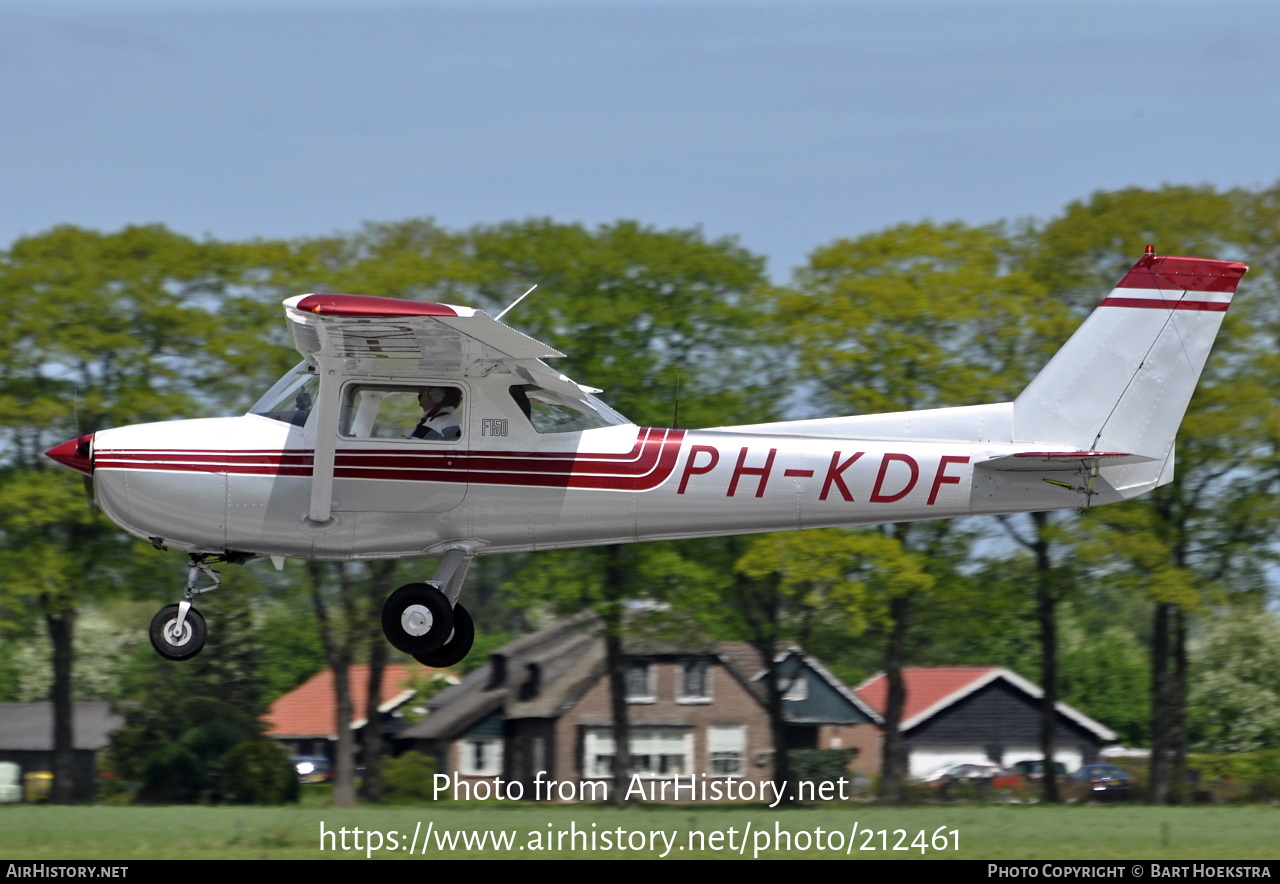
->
[284,293,604,400]
[285,291,559,366]
[283,293,596,524]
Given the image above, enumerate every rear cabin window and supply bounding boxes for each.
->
[509,384,626,434]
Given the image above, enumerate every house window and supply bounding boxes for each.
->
[625,661,654,703]
[584,729,616,779]
[679,659,711,703]
[458,737,503,776]
[582,728,691,778]
[708,725,746,776]
[630,729,691,776]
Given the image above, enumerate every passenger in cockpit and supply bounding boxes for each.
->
[413,387,462,440]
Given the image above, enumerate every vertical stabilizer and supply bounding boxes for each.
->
[1013,249,1246,490]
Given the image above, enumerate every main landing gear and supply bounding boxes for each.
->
[380,548,477,668]
[380,583,475,668]
[149,555,221,660]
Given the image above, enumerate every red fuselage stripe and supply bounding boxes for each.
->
[93,429,688,491]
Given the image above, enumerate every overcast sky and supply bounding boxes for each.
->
[3,0,1277,279]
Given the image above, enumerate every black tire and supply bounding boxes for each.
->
[149,604,207,661]
[413,603,475,668]
[381,583,453,656]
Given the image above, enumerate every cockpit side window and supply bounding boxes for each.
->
[341,384,464,441]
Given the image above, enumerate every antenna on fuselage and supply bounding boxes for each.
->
[495,284,538,321]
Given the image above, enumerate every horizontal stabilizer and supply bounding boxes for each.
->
[977,451,1156,472]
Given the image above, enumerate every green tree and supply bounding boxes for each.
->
[1188,606,1280,752]
[786,220,1055,415]
[1057,616,1150,747]
[1028,185,1274,804]
[0,224,253,802]
[302,560,399,807]
[465,219,775,428]
[778,220,1043,801]
[110,694,264,804]
[220,740,299,805]
[109,593,271,805]
[734,527,935,802]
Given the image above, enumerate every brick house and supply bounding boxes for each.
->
[400,612,879,799]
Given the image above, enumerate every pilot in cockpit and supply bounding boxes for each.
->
[412,386,462,440]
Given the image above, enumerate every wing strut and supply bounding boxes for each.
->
[305,355,342,526]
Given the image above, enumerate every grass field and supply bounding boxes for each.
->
[1,802,1277,860]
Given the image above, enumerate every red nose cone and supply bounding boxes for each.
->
[46,434,94,475]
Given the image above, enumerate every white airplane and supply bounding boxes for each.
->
[46,247,1247,667]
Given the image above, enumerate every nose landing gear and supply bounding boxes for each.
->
[149,555,221,661]
[149,602,207,661]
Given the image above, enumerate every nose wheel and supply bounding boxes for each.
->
[148,555,220,661]
[149,603,207,660]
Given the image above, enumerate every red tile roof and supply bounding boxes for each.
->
[853,666,1115,740]
[854,667,999,726]
[264,664,419,739]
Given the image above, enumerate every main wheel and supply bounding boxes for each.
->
[149,604,207,661]
[413,603,475,668]
[381,583,453,656]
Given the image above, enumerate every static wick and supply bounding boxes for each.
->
[496,284,538,321]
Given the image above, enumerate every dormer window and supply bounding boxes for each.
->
[486,655,507,690]
[518,663,541,701]
[625,661,653,703]
[678,659,711,703]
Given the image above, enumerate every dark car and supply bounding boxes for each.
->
[1014,759,1067,781]
[1069,763,1133,801]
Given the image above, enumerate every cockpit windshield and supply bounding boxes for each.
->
[250,361,320,426]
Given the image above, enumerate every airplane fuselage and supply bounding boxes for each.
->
[85,404,1112,563]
